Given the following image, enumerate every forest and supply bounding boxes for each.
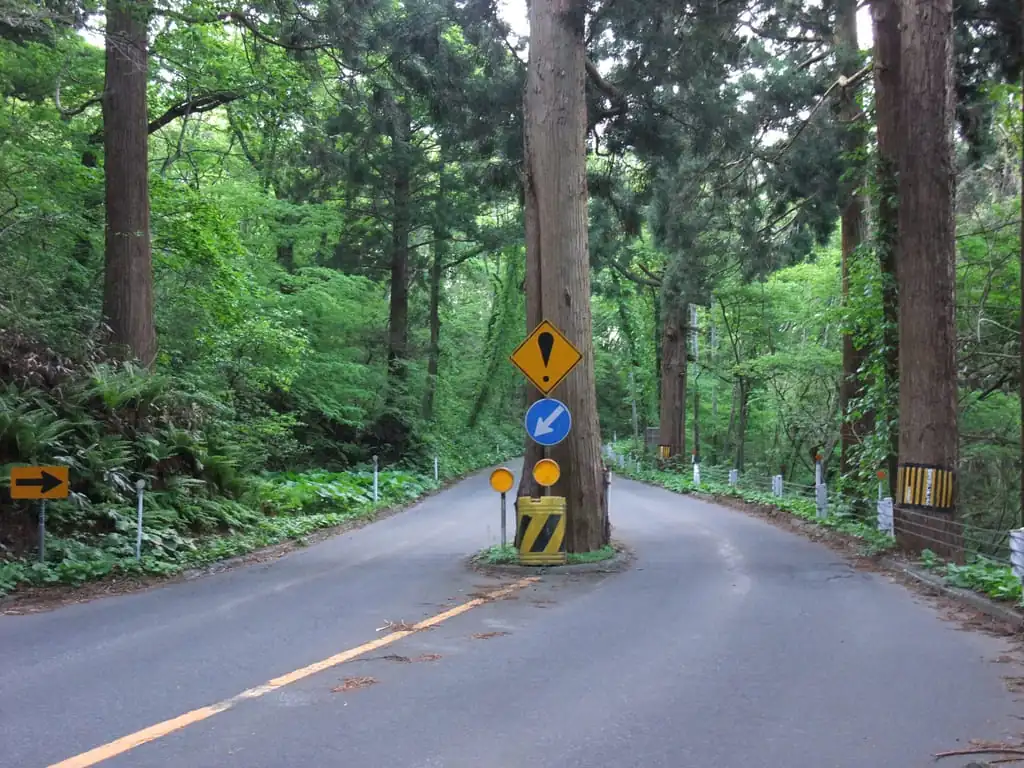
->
[0,0,1021,595]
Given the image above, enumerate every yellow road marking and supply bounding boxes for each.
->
[50,576,539,768]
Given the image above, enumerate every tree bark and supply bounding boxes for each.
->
[894,0,962,560]
[386,100,412,386]
[658,300,687,457]
[516,0,607,552]
[102,0,157,369]
[734,376,749,471]
[837,0,872,477]
[423,158,448,421]
[872,0,901,499]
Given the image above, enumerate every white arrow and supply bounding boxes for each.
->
[534,404,566,437]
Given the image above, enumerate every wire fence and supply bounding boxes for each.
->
[602,444,1020,575]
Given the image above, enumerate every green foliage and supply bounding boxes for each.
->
[566,545,616,564]
[612,446,897,556]
[478,544,518,565]
[919,550,1023,605]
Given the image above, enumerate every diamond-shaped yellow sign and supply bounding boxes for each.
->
[509,320,583,395]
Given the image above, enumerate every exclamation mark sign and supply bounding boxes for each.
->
[538,332,554,383]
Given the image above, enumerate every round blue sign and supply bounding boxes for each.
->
[525,398,572,447]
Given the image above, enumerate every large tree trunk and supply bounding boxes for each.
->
[102,0,157,368]
[658,301,687,457]
[837,0,872,477]
[894,0,962,560]
[872,0,901,498]
[423,159,448,421]
[1019,20,1023,527]
[516,0,608,552]
[386,101,412,386]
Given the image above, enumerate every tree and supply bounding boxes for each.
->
[835,0,870,478]
[517,0,608,552]
[871,0,901,499]
[102,0,157,368]
[894,0,962,558]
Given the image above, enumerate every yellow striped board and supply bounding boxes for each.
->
[896,463,955,510]
[516,496,567,565]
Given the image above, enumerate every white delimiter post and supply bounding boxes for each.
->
[1010,529,1024,589]
[372,455,379,503]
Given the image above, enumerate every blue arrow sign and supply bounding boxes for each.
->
[525,398,572,447]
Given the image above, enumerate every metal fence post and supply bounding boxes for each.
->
[1010,529,1024,590]
[877,497,894,535]
[38,500,46,563]
[135,479,146,560]
[372,455,379,503]
[814,458,827,518]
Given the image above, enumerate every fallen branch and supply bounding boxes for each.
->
[935,747,1024,759]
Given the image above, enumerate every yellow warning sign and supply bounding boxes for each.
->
[896,463,955,510]
[509,320,583,396]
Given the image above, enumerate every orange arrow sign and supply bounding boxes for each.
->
[10,466,69,500]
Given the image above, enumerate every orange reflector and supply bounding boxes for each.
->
[489,467,515,494]
[532,458,561,487]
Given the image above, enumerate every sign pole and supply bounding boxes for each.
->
[500,492,507,548]
[38,500,46,563]
[489,468,516,549]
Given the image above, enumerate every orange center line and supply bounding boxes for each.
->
[49,576,540,768]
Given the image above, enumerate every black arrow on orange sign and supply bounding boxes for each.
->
[13,470,64,494]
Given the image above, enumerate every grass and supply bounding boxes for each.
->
[567,545,616,564]
[479,544,519,564]
[476,542,617,566]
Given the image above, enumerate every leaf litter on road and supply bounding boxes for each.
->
[332,676,377,693]
[471,631,510,640]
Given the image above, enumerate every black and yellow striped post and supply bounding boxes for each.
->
[895,463,956,510]
[516,496,567,565]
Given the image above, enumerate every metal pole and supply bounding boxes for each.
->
[135,480,145,561]
[434,456,439,483]
[38,500,46,563]
[500,492,507,548]
[373,455,379,503]
[628,371,639,445]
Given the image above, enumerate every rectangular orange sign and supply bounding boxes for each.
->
[9,465,70,500]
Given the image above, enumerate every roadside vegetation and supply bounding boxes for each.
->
[613,450,1024,607]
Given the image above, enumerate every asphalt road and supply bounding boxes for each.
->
[2,468,1024,768]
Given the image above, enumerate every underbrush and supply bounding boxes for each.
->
[0,469,437,596]
[0,331,518,597]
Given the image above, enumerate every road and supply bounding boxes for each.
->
[2,467,1023,767]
